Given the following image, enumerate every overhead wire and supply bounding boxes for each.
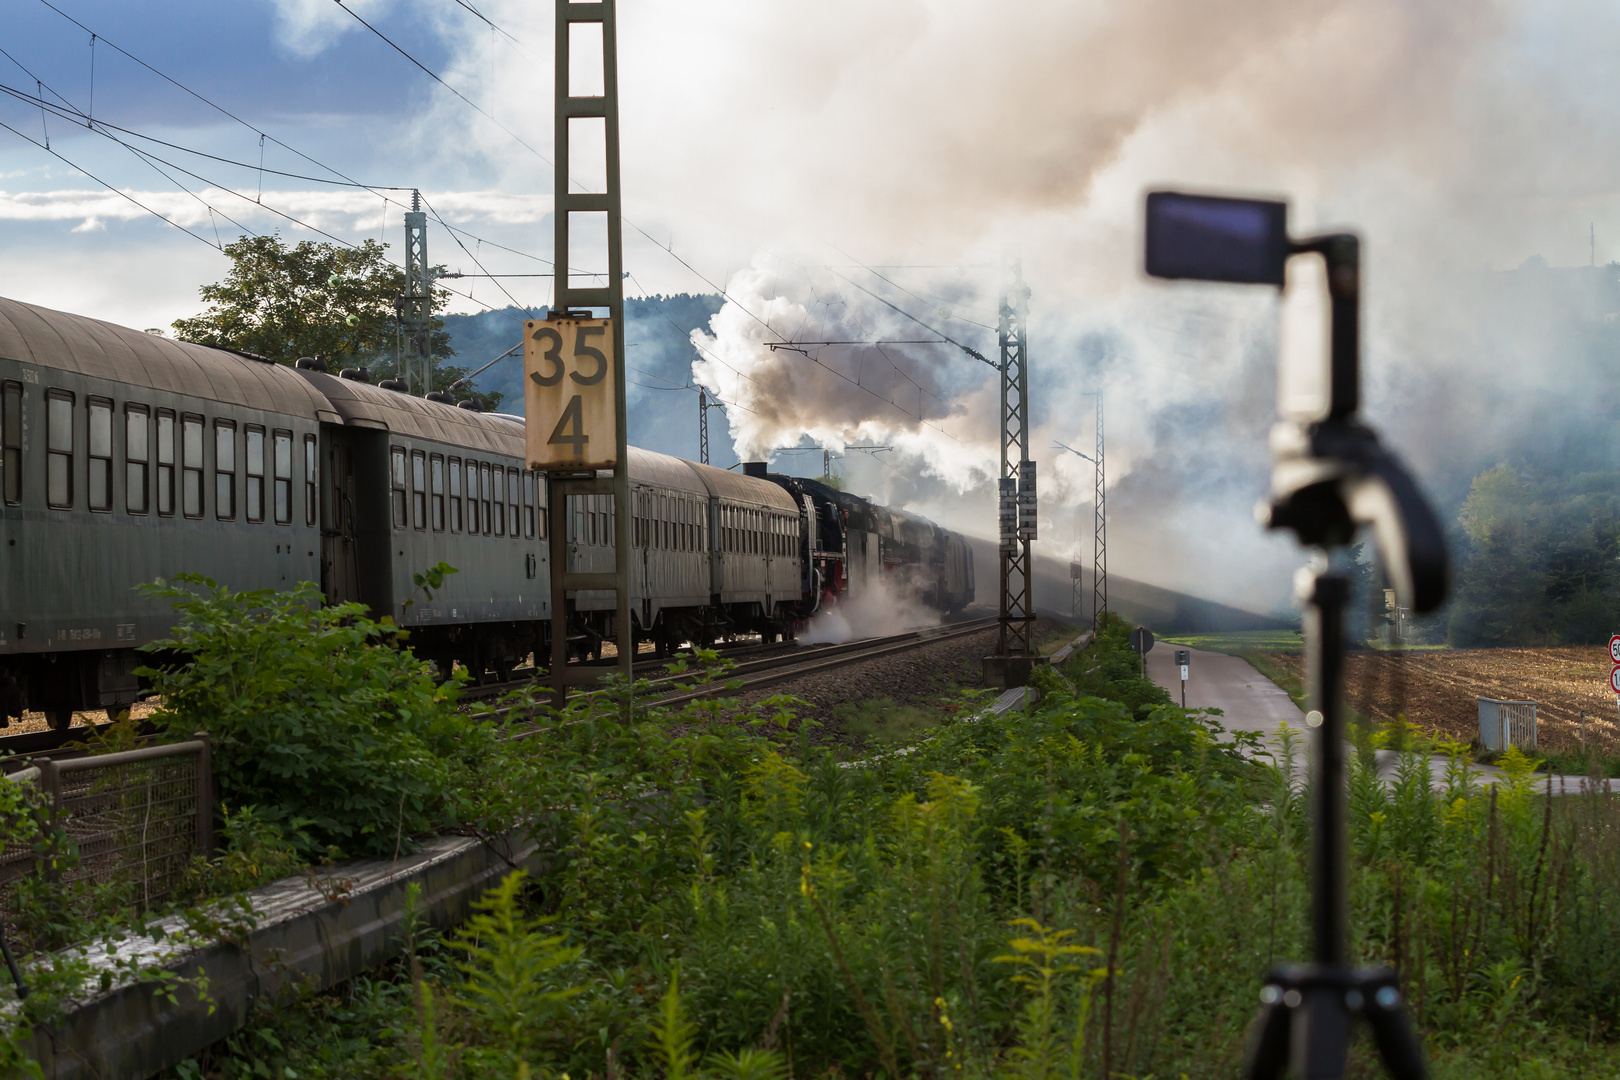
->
[328,0,551,164]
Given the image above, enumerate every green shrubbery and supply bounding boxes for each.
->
[137,575,491,857]
[11,578,1620,1078]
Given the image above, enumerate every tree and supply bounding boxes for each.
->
[173,235,500,408]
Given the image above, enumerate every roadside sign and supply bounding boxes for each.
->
[1129,627,1155,655]
[1180,664,1190,681]
[1174,649,1190,666]
[1610,634,1620,665]
[524,317,619,471]
[1610,666,1620,695]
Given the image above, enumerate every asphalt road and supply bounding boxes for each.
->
[1142,641,1602,796]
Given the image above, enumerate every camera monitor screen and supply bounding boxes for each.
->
[1144,191,1288,287]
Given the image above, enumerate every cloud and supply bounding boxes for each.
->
[262,0,399,58]
[0,186,549,233]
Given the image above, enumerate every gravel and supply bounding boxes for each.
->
[731,615,1076,751]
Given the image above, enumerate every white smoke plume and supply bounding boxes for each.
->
[799,574,942,646]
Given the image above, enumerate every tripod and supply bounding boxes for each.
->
[1145,196,1448,1080]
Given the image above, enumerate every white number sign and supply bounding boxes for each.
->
[524,318,618,471]
[1610,634,1620,666]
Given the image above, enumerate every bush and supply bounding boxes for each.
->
[138,575,478,857]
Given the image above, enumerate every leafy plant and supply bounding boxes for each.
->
[137,574,474,856]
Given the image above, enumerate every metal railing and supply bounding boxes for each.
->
[1,738,213,911]
[1478,698,1537,753]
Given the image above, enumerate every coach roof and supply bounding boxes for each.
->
[293,369,522,456]
[0,295,340,421]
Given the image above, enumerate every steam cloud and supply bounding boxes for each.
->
[291,0,1620,612]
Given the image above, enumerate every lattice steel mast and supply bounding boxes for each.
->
[401,190,432,394]
[985,256,1037,684]
[548,0,633,690]
[1090,391,1107,627]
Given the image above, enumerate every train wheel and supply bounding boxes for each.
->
[44,709,72,731]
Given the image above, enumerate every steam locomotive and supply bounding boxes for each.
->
[0,295,973,726]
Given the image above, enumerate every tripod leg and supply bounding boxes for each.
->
[1363,986,1428,1080]
[1243,988,1292,1080]
[0,919,27,999]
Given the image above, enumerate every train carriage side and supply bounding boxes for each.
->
[0,297,330,724]
[683,461,801,638]
[293,375,550,681]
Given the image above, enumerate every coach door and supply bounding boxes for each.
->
[320,428,362,606]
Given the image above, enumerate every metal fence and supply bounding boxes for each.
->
[1478,698,1537,753]
[1,739,213,911]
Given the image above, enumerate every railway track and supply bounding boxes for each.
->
[485,616,1001,715]
[0,618,1001,766]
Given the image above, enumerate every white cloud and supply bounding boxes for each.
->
[261,0,399,58]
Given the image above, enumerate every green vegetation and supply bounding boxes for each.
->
[1158,629,1304,654]
[137,575,491,857]
[1447,463,1620,646]
[10,598,1620,1077]
[171,235,497,406]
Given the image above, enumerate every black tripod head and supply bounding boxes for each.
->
[1145,190,1448,1079]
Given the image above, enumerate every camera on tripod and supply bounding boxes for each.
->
[1143,191,1448,1080]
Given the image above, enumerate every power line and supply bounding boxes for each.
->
[0,117,219,248]
[329,0,551,164]
[824,266,995,369]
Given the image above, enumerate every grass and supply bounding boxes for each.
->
[1159,628,1306,654]
[834,696,953,747]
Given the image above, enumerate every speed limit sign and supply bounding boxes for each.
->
[524,317,619,471]
[1610,666,1620,695]
[1610,634,1620,665]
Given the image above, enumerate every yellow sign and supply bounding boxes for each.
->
[524,317,618,470]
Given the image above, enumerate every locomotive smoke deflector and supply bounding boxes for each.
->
[1144,189,1444,1080]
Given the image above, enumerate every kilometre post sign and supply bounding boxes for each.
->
[524,317,618,471]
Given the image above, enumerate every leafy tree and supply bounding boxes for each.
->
[1446,463,1620,646]
[172,234,500,408]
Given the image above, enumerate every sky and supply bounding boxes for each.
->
[3,0,1619,614]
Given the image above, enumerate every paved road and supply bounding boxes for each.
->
[1142,641,1601,795]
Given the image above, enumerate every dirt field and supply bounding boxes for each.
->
[1260,646,1620,755]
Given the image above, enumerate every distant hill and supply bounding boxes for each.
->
[440,295,726,463]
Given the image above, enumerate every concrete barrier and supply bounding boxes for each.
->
[26,827,543,1079]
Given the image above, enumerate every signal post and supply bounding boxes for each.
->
[531,0,634,703]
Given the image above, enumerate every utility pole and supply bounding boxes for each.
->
[546,0,633,695]
[699,390,711,465]
[1090,391,1107,628]
[401,190,432,395]
[823,448,831,481]
[984,256,1040,687]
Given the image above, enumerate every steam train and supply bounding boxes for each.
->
[0,295,973,726]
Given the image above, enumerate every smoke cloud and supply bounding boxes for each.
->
[330,0,1620,611]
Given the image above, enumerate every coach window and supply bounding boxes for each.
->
[466,460,480,534]
[303,434,317,526]
[46,389,73,509]
[522,471,535,539]
[411,450,427,531]
[273,430,292,524]
[431,454,445,532]
[214,420,238,521]
[480,463,496,536]
[536,474,547,540]
[389,447,408,528]
[155,411,175,516]
[488,467,504,537]
[449,456,463,532]
[1,381,20,506]
[507,468,520,538]
[86,398,113,513]
[181,415,204,518]
[125,405,150,514]
[245,426,266,523]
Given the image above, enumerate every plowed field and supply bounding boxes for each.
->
[1259,647,1619,755]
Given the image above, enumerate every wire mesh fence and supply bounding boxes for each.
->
[0,739,212,912]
